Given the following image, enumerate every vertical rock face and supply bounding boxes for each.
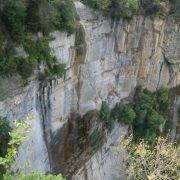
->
[0,78,50,173]
[0,1,179,179]
[72,124,128,180]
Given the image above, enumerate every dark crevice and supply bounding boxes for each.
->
[36,81,54,172]
[156,60,164,90]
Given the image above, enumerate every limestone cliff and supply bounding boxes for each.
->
[0,1,179,180]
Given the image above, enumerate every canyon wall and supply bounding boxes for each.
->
[0,1,179,179]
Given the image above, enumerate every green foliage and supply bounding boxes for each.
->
[81,0,103,11]
[0,122,28,172]
[0,118,65,179]
[15,57,34,79]
[155,87,170,111]
[82,0,178,19]
[164,118,175,134]
[52,0,78,34]
[0,0,26,43]
[26,0,53,34]
[82,0,139,18]
[3,172,65,180]
[0,120,28,177]
[0,0,77,79]
[121,104,136,125]
[90,129,104,148]
[51,64,66,77]
[120,87,170,145]
[100,101,115,131]
[147,109,164,129]
[0,118,12,158]
[110,0,139,18]
[170,0,180,21]
[140,0,169,19]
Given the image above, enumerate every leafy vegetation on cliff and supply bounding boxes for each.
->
[3,172,65,180]
[0,0,77,80]
[122,136,179,179]
[118,87,171,145]
[81,0,179,20]
[170,0,180,21]
[119,87,179,179]
[0,118,28,177]
[0,117,65,179]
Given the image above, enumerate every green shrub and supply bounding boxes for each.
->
[52,0,78,34]
[26,0,54,34]
[3,172,65,180]
[82,0,177,19]
[51,64,66,77]
[81,0,102,10]
[135,90,154,111]
[0,118,12,158]
[90,129,104,148]
[1,0,26,43]
[120,88,172,145]
[82,0,139,18]
[170,0,180,21]
[110,0,139,18]
[147,109,164,130]
[0,0,76,79]
[164,118,175,134]
[144,130,158,146]
[155,87,170,111]
[121,104,136,125]
[15,57,34,79]
[0,118,12,176]
[100,101,115,131]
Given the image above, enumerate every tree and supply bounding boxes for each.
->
[1,0,26,42]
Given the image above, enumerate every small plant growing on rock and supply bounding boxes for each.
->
[100,101,115,131]
[90,129,104,148]
[120,104,136,125]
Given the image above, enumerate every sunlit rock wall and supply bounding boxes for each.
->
[0,1,179,178]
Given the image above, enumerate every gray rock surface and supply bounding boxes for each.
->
[0,1,179,179]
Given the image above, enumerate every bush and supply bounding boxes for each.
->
[1,0,26,43]
[0,118,12,176]
[3,172,65,180]
[141,0,169,18]
[0,0,76,79]
[147,109,164,130]
[90,129,104,148]
[123,136,178,179]
[52,0,78,34]
[110,0,139,18]
[15,57,34,79]
[121,104,136,125]
[0,118,12,158]
[26,0,53,34]
[51,64,66,78]
[82,0,139,18]
[81,0,103,10]
[100,101,115,131]
[155,87,170,111]
[170,0,180,21]
[120,88,172,145]
[83,0,177,19]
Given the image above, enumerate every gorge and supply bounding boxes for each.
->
[0,1,179,180]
